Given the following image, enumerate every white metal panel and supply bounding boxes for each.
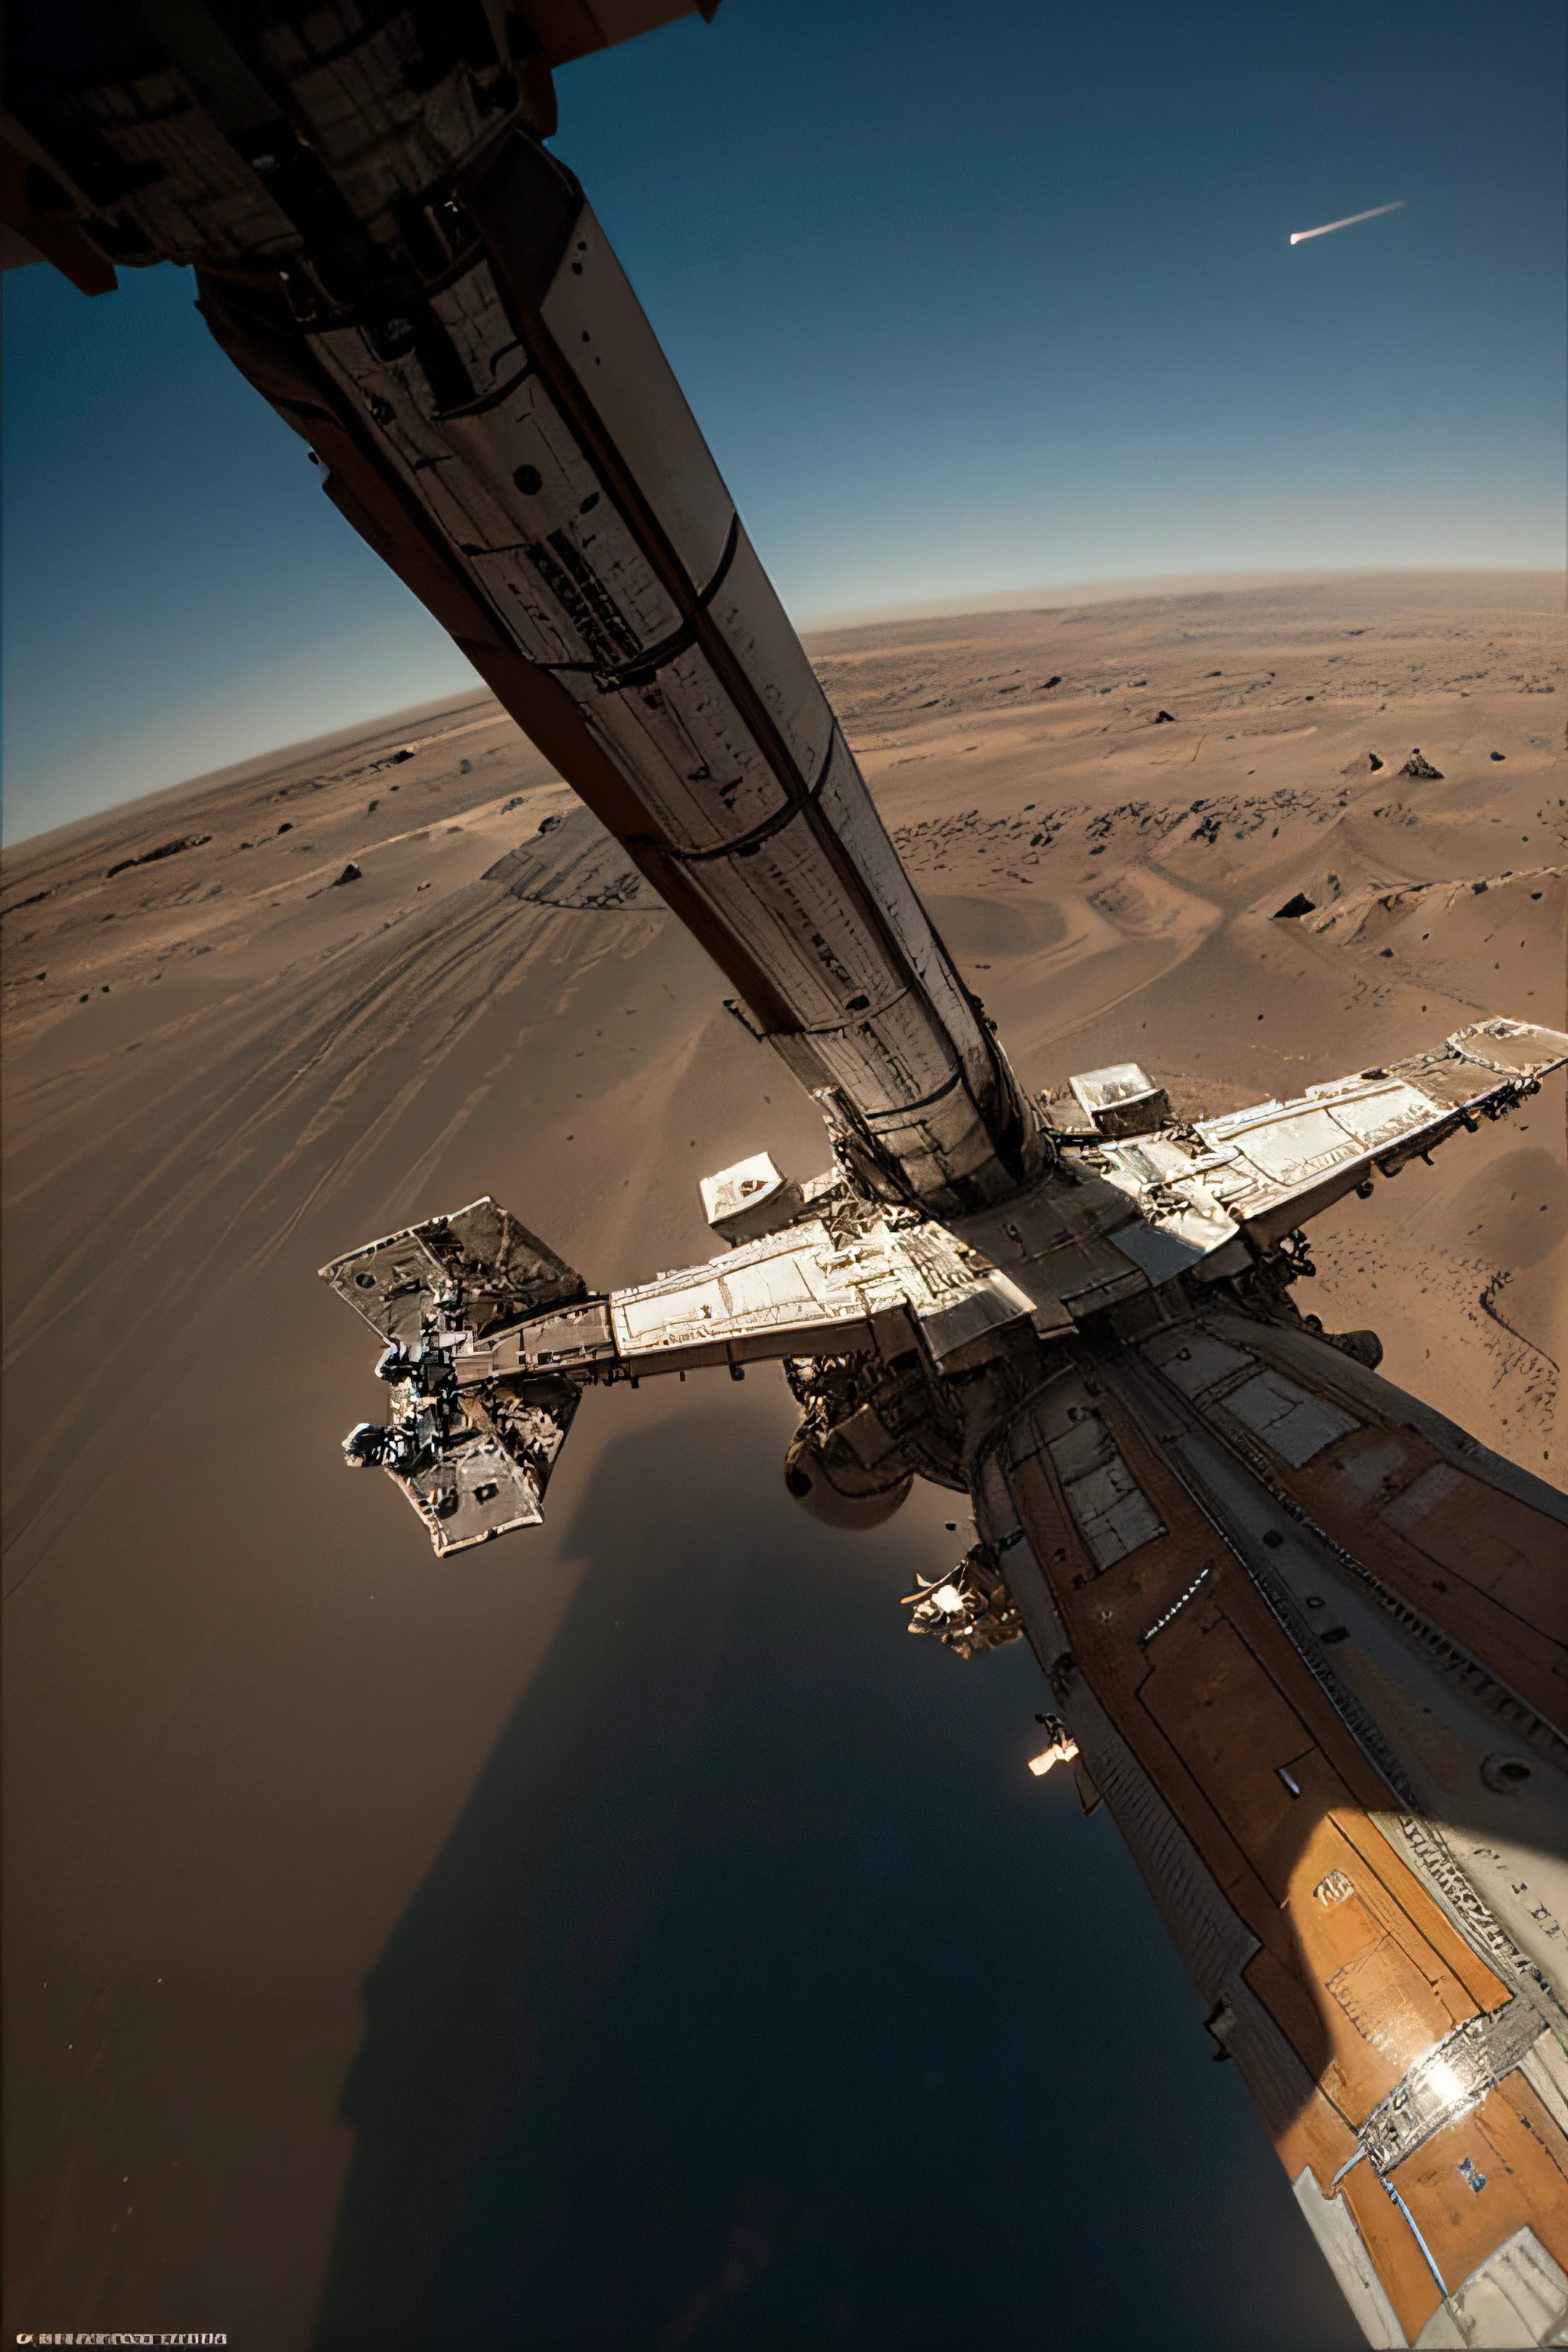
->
[1070,1063,1156,1116]
[705,525,838,786]
[732,1252,822,1312]
[1381,1462,1463,1532]
[1412,2228,1568,2349]
[918,1274,1032,1367]
[1047,1415,1168,1569]
[700,1153,786,1230]
[1107,1217,1210,1284]
[1290,2172,1409,2348]
[1223,1106,1359,1187]
[1330,1438,1410,1501]
[1224,1370,1357,1465]
[1315,1080,1439,1148]
[540,204,734,588]
[616,1276,731,1344]
[1146,1331,1256,1396]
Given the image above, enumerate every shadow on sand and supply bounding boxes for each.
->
[310,1407,1357,2352]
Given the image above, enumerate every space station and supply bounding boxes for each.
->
[6,2,1568,2341]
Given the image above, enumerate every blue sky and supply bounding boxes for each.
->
[4,0,1563,842]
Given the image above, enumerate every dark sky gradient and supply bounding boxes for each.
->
[4,0,1563,840]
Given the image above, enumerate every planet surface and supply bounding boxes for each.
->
[4,569,1562,2347]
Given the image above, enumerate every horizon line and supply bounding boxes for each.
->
[5,563,1563,855]
[793,560,1565,634]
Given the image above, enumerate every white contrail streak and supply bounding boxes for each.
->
[1289,200,1404,246]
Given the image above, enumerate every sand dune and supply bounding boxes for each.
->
[2,570,1562,2345]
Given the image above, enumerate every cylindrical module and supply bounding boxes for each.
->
[199,134,1031,1216]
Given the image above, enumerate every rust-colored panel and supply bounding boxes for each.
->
[1138,1611,1351,1900]
[1387,1469,1567,1637]
[1292,1443,1566,1733]
[1323,1916,1451,2062]
[1010,1371,1527,2208]
[1329,1812,1509,2015]
[1242,1942,1343,2094]
[1493,2069,1568,2195]
[1338,2163,1446,2342]
[1276,2083,1364,2197]
[1008,1455,1276,1936]
[1208,1315,1568,1733]
[1259,1852,1462,2127]
[1011,1346,1566,2341]
[1393,2090,1568,2303]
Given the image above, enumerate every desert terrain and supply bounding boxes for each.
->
[3,570,1563,2347]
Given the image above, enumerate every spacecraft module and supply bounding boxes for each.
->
[7,8,1568,2341]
